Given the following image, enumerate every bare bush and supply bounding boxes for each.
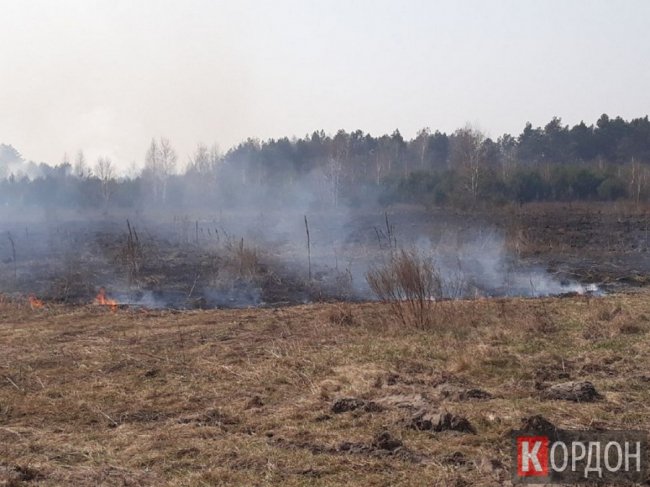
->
[366,249,442,328]
[121,220,143,286]
[208,237,261,286]
[238,243,258,279]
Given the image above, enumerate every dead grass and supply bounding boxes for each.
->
[0,291,649,485]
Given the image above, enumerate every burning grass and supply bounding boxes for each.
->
[27,294,44,310]
[94,287,118,312]
[0,218,361,310]
[1,290,649,485]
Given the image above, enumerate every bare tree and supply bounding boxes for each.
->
[74,150,89,178]
[629,158,648,205]
[450,125,486,203]
[187,143,221,187]
[413,127,430,171]
[144,137,177,203]
[326,131,349,207]
[144,138,160,201]
[145,138,159,172]
[208,144,221,175]
[159,137,177,177]
[188,143,210,174]
[94,156,115,210]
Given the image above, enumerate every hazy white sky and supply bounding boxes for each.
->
[1,0,649,170]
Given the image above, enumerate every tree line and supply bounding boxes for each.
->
[1,114,650,211]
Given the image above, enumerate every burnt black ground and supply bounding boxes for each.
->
[0,204,648,308]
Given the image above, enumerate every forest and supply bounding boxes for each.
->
[2,113,650,211]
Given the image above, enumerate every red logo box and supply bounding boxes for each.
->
[517,436,549,477]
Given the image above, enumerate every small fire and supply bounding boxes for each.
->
[95,287,118,312]
[28,294,44,310]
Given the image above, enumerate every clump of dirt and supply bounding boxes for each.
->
[542,381,602,402]
[331,398,364,413]
[331,398,383,414]
[619,323,645,335]
[436,384,492,401]
[442,451,471,467]
[270,431,424,462]
[408,410,476,434]
[0,464,45,483]
[386,372,400,385]
[520,415,557,433]
[533,356,574,382]
[143,368,160,378]
[371,431,403,451]
[338,431,425,462]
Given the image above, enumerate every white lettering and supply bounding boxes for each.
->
[550,441,568,472]
[604,442,623,472]
[584,442,603,478]
[625,442,642,472]
[572,442,586,471]
[522,440,543,473]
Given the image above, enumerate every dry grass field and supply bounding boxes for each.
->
[1,290,650,486]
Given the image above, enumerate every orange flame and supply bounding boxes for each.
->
[28,294,44,310]
[95,287,118,312]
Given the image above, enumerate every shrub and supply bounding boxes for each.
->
[366,249,442,328]
[510,170,549,203]
[571,169,604,199]
[597,177,628,200]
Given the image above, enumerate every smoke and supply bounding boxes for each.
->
[0,144,45,181]
[0,141,600,308]
[417,230,599,298]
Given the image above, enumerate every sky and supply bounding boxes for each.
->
[1,0,649,171]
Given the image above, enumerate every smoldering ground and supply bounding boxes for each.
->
[0,203,599,309]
